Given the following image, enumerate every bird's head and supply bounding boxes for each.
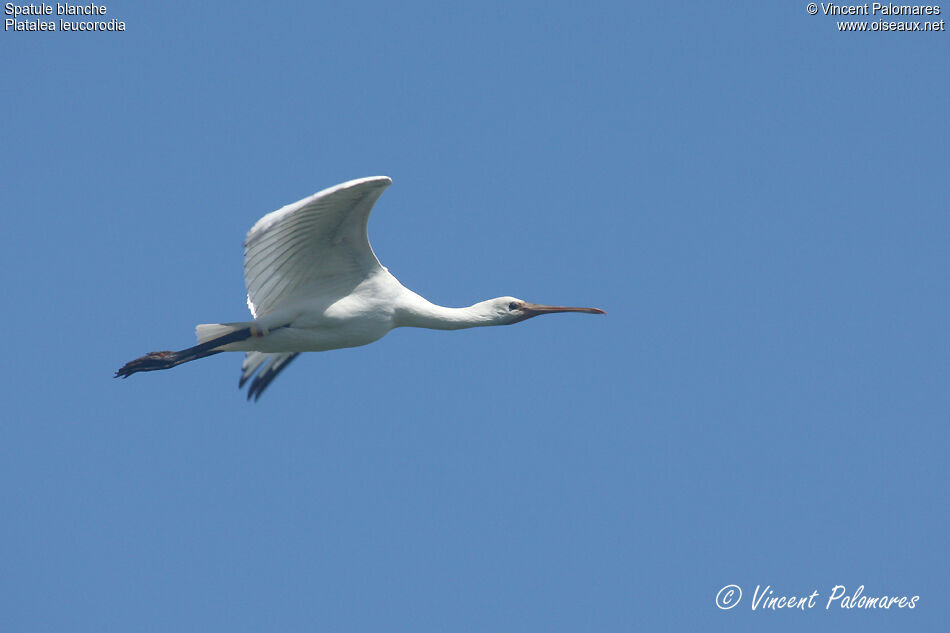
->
[485,296,606,325]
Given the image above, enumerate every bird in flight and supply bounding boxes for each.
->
[116,177,604,400]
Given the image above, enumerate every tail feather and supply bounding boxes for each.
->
[196,322,252,344]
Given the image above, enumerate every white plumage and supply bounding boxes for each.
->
[117,176,604,400]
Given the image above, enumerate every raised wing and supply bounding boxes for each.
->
[243,176,392,317]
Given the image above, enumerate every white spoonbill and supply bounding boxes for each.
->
[116,176,604,400]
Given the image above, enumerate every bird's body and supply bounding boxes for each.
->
[214,271,404,353]
[117,176,604,399]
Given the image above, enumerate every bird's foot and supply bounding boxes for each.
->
[114,350,178,378]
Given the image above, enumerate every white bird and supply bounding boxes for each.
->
[116,176,604,400]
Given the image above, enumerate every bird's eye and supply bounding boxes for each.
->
[508,302,519,311]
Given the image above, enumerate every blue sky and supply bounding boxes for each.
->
[2,2,947,631]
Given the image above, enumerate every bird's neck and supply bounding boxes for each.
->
[396,293,496,330]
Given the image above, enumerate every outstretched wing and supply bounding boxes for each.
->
[240,351,300,401]
[243,176,393,318]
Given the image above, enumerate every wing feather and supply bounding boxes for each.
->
[240,352,301,401]
[243,176,392,317]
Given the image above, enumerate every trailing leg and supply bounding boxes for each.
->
[114,327,256,378]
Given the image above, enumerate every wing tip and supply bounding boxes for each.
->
[354,175,392,187]
[244,176,393,248]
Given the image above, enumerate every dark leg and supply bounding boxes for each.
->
[114,327,256,378]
